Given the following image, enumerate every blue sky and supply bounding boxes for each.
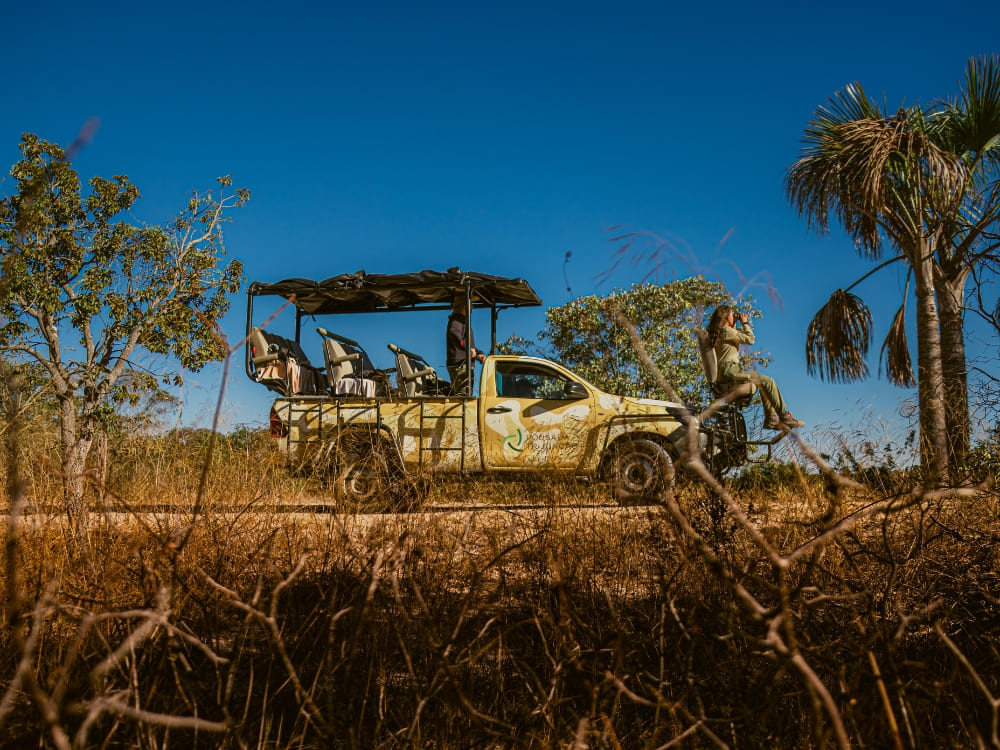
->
[4,1,998,454]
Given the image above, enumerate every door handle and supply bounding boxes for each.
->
[487,406,511,414]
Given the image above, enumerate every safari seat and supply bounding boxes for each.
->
[695,328,757,408]
[248,327,324,396]
[317,328,391,398]
[387,343,450,396]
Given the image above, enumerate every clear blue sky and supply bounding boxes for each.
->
[4,1,998,455]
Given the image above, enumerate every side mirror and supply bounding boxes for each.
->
[563,382,588,400]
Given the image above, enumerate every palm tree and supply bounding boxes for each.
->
[931,56,1000,467]
[787,56,1000,483]
[786,85,962,483]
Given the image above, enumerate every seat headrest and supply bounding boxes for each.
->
[387,342,437,396]
[319,328,376,374]
[695,328,718,384]
[387,342,424,361]
[250,328,313,367]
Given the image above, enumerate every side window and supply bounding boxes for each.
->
[496,364,576,400]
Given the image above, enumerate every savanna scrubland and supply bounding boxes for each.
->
[3,54,1000,747]
[3,420,999,750]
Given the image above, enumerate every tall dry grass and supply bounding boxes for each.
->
[3,431,1000,748]
[3,365,1000,748]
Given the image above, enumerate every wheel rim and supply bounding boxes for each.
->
[618,452,657,493]
[340,452,390,503]
[609,440,673,501]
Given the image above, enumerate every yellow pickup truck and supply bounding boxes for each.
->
[247,269,720,506]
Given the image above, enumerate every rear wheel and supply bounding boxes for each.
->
[606,439,675,504]
[337,446,395,510]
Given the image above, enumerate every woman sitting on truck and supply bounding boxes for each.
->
[706,304,804,430]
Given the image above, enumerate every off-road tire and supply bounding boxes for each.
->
[337,447,395,510]
[607,438,675,504]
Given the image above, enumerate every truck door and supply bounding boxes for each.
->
[481,361,596,471]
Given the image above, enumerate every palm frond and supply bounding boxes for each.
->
[958,55,1000,158]
[806,289,872,382]
[879,301,916,387]
[787,85,966,261]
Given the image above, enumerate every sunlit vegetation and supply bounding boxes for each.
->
[3,421,999,749]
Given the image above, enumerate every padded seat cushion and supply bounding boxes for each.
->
[335,377,377,397]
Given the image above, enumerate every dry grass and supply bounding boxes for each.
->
[3,418,1000,748]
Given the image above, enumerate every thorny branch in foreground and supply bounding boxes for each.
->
[614,308,995,750]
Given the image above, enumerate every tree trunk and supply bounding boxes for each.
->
[936,270,970,471]
[914,250,950,485]
[2,362,25,511]
[59,397,96,541]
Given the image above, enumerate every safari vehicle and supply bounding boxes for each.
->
[245,268,764,505]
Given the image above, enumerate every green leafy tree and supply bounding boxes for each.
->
[534,278,759,405]
[0,134,247,534]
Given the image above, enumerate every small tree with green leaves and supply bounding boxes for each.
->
[531,278,761,405]
[0,134,247,536]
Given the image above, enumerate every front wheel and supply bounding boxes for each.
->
[606,439,675,504]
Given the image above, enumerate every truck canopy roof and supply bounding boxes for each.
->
[248,268,542,315]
